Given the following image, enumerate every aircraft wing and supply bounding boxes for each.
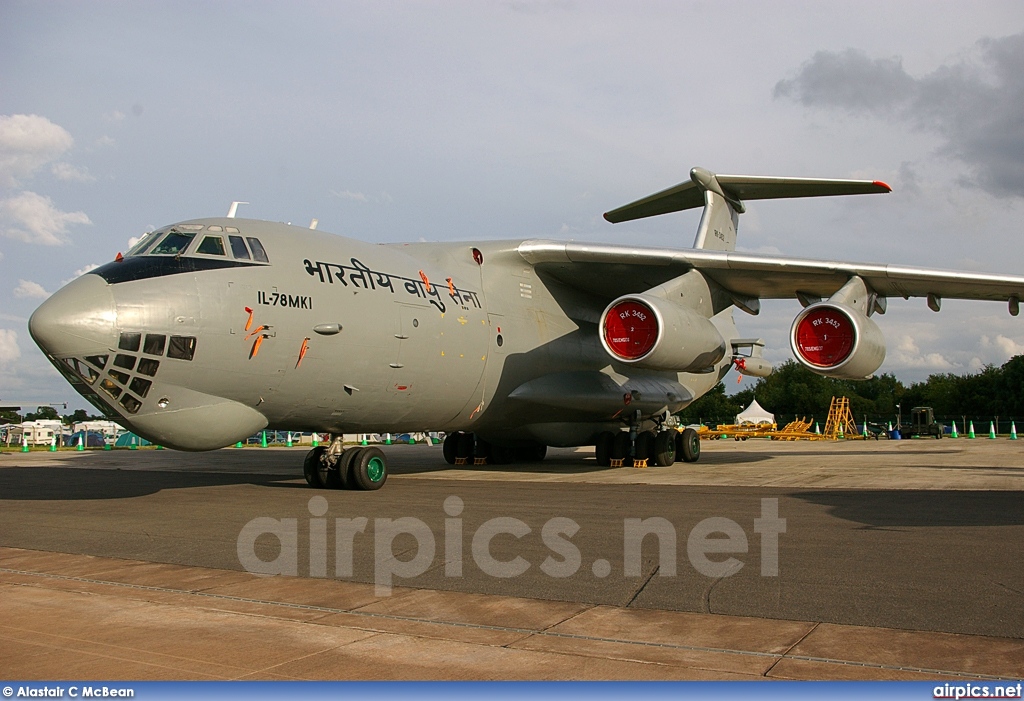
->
[518,239,1024,311]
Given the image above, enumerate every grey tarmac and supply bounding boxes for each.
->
[1,439,1022,680]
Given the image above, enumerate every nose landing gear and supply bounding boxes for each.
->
[303,435,388,491]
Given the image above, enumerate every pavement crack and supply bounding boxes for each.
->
[763,622,819,678]
[623,565,659,608]
[700,560,743,614]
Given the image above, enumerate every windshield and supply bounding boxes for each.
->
[149,232,196,255]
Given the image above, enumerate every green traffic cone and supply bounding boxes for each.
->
[408,434,415,444]
[1011,421,1018,440]
[130,436,138,450]
[50,436,57,452]
[286,432,293,447]
[951,420,959,438]
[989,421,997,439]
[156,444,164,450]
[77,434,84,451]
[361,435,368,446]
[235,441,243,448]
[312,432,319,448]
[104,441,112,450]
[814,422,821,434]
[968,421,976,439]
[385,433,392,445]
[862,423,868,437]
[261,431,268,448]
[21,435,29,452]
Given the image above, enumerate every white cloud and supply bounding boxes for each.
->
[0,114,74,187]
[889,333,955,371]
[61,264,99,286]
[51,162,95,183]
[330,189,369,202]
[0,329,21,366]
[13,279,50,299]
[979,334,1024,357]
[0,191,91,245]
[104,110,126,123]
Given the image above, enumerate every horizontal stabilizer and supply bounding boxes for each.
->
[604,167,891,224]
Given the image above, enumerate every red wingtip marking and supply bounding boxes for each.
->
[244,307,252,313]
[115,252,124,262]
[872,180,892,192]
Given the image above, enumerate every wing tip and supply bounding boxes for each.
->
[872,180,892,193]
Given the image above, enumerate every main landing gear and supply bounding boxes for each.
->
[304,436,388,491]
[441,432,547,466]
[594,426,700,467]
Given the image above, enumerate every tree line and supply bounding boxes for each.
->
[678,355,1024,427]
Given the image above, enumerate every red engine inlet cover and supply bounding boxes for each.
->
[604,300,659,360]
[795,308,855,367]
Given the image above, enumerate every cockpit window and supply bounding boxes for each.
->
[126,231,160,257]
[228,235,251,260]
[246,237,270,263]
[149,232,196,255]
[196,235,226,256]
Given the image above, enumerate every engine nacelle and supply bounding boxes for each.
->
[600,294,727,372]
[790,302,885,379]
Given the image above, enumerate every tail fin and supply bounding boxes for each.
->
[603,167,891,252]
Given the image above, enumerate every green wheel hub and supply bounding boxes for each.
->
[366,456,385,482]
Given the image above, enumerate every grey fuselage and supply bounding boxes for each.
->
[29,218,735,451]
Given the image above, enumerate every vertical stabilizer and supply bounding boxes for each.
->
[690,167,742,252]
[693,189,739,251]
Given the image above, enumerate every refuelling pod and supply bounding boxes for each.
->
[600,293,727,372]
[732,338,774,378]
[790,302,885,379]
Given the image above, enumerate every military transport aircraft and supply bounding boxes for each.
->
[28,167,1024,490]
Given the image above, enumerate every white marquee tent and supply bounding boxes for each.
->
[736,398,775,426]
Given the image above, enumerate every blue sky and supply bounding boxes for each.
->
[2,1,1024,409]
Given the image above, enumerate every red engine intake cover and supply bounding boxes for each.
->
[603,299,659,360]
[794,307,855,367]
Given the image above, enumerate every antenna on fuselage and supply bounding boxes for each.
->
[226,201,249,218]
[309,219,319,230]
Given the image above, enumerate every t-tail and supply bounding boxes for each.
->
[603,167,891,252]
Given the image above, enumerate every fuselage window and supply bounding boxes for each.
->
[113,354,137,371]
[228,235,251,260]
[246,237,270,263]
[143,334,166,355]
[196,235,226,256]
[136,358,160,377]
[126,231,161,257]
[167,335,196,361]
[118,332,141,352]
[149,232,196,255]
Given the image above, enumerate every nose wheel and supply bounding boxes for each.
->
[304,442,388,490]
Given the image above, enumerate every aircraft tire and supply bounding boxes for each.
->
[337,448,361,489]
[680,428,701,463]
[653,430,676,466]
[595,431,615,467]
[456,432,475,461]
[442,433,459,465]
[634,430,656,462]
[611,431,632,467]
[303,446,326,487]
[352,447,388,490]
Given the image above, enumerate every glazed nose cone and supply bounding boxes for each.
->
[28,273,117,359]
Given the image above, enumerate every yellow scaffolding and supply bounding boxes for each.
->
[821,396,864,440]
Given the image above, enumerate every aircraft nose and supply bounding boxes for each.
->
[28,273,118,359]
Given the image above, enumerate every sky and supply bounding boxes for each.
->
[2,0,1024,410]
